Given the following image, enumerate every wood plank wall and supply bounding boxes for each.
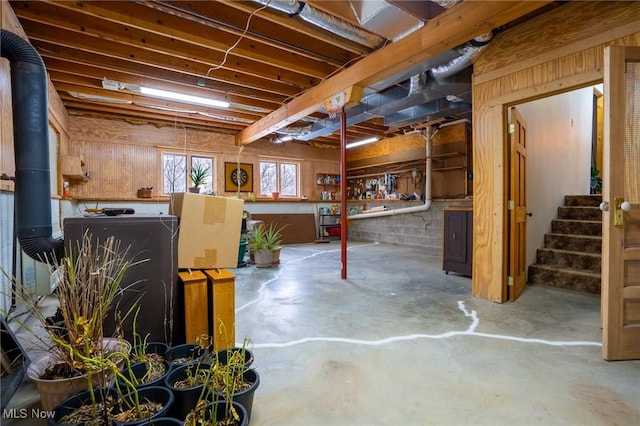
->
[1,0,70,190]
[471,1,640,302]
[66,118,469,201]
[346,124,469,199]
[67,116,340,200]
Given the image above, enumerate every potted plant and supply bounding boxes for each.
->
[164,360,212,420]
[210,338,260,422]
[184,400,248,426]
[590,166,602,194]
[264,223,286,265]
[112,385,175,424]
[9,232,140,411]
[123,311,172,390]
[182,337,257,425]
[49,386,118,425]
[247,223,272,268]
[189,163,211,193]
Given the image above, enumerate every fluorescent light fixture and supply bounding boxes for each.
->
[346,136,379,149]
[139,86,229,108]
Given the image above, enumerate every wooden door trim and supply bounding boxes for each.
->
[477,76,604,303]
[602,45,640,360]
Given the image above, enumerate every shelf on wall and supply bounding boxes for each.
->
[61,156,90,181]
[433,166,467,172]
[427,152,464,160]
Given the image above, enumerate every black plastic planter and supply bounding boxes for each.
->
[184,400,247,426]
[165,344,206,367]
[48,387,117,426]
[214,347,254,369]
[118,360,172,390]
[216,368,260,422]
[164,362,211,420]
[133,341,170,359]
[137,417,182,425]
[115,386,174,426]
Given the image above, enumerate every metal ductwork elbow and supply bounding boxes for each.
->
[430,32,494,80]
[1,30,64,263]
[253,0,385,48]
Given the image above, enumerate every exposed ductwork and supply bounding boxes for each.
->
[296,66,472,141]
[250,0,493,138]
[430,32,493,80]
[253,0,385,48]
[408,73,427,96]
[1,30,64,263]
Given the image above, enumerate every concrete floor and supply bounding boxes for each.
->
[4,241,640,425]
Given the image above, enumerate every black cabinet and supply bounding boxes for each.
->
[443,207,473,276]
[63,214,183,345]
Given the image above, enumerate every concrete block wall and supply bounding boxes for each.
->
[348,200,473,255]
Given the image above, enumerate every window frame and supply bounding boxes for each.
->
[161,150,215,195]
[258,158,300,198]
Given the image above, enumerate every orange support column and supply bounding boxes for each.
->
[178,270,209,344]
[204,269,235,351]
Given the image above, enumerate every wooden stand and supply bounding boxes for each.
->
[204,269,236,351]
[178,270,209,344]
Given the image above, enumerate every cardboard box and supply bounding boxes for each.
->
[170,193,244,269]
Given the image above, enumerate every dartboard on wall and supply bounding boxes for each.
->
[224,162,253,192]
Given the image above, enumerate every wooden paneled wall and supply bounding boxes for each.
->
[0,59,12,183]
[347,124,466,164]
[1,0,70,191]
[346,124,469,199]
[67,116,339,200]
[471,1,640,302]
[347,132,425,163]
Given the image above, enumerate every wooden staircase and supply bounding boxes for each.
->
[527,195,602,294]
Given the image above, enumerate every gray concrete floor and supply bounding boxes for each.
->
[4,241,640,425]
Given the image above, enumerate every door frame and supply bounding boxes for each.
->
[492,75,603,303]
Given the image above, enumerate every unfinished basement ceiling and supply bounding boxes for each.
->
[8,0,561,148]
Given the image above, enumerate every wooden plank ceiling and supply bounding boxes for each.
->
[9,0,557,148]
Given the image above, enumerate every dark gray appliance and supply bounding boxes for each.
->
[63,214,184,345]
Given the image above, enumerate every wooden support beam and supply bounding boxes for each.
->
[236,1,552,145]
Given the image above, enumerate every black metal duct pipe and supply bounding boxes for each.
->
[1,30,64,262]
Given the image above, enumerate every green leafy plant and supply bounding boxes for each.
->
[183,333,254,426]
[591,166,602,194]
[190,163,211,188]
[4,232,140,379]
[264,223,286,250]
[247,223,268,251]
[2,232,155,422]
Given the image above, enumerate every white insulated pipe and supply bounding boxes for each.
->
[348,127,433,220]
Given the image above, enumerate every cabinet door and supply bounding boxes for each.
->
[466,211,473,268]
[444,210,467,263]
